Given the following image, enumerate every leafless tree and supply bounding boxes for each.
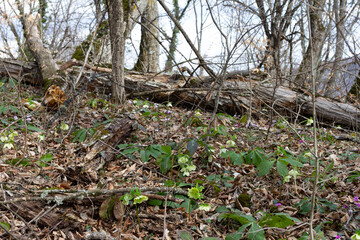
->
[294,0,326,87]
[15,0,58,85]
[107,0,125,104]
[133,1,160,72]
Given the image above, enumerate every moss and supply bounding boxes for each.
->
[71,20,109,61]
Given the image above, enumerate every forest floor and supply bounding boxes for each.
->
[0,80,360,240]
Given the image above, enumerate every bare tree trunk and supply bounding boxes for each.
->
[254,0,300,85]
[324,0,346,97]
[20,13,58,86]
[133,1,160,72]
[107,0,125,104]
[164,0,180,72]
[294,0,326,88]
[164,0,191,72]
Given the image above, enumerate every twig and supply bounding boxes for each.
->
[0,187,188,205]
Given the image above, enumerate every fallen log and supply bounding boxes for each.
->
[1,58,359,128]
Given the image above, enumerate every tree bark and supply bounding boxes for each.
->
[21,13,58,86]
[324,0,346,97]
[108,0,125,104]
[294,0,326,88]
[133,1,160,72]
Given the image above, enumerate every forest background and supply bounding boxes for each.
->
[0,0,360,239]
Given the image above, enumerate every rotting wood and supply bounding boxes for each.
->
[81,117,135,180]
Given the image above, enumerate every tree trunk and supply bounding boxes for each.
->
[72,0,148,65]
[133,1,160,72]
[21,13,58,86]
[324,0,346,97]
[108,0,125,104]
[294,0,326,88]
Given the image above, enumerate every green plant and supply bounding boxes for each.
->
[36,153,53,167]
[0,130,18,150]
[72,127,96,142]
[244,148,274,177]
[274,118,288,129]
[347,171,360,183]
[118,143,173,174]
[220,150,244,166]
[295,197,337,215]
[200,174,234,193]
[86,98,111,109]
[120,188,148,230]
[217,207,299,240]
[274,146,304,184]
[351,229,360,240]
[187,184,211,220]
[7,157,32,167]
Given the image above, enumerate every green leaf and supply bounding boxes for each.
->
[72,128,88,142]
[246,148,267,165]
[161,145,172,155]
[147,145,163,158]
[199,238,221,240]
[122,147,139,155]
[248,223,265,240]
[276,160,288,177]
[9,106,20,114]
[181,198,197,213]
[0,104,7,115]
[225,223,252,240]
[40,153,53,162]
[0,221,10,230]
[226,231,243,240]
[117,144,131,150]
[176,230,193,240]
[217,125,227,135]
[298,201,311,215]
[280,156,304,167]
[187,139,198,156]
[120,193,132,205]
[323,160,334,175]
[159,154,172,174]
[148,199,163,206]
[221,151,243,166]
[259,213,296,228]
[257,159,275,177]
[319,199,337,210]
[89,128,96,138]
[26,124,44,132]
[219,213,254,225]
[215,206,230,213]
[240,114,247,124]
[140,149,150,162]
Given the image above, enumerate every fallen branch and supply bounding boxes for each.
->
[0,187,188,205]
